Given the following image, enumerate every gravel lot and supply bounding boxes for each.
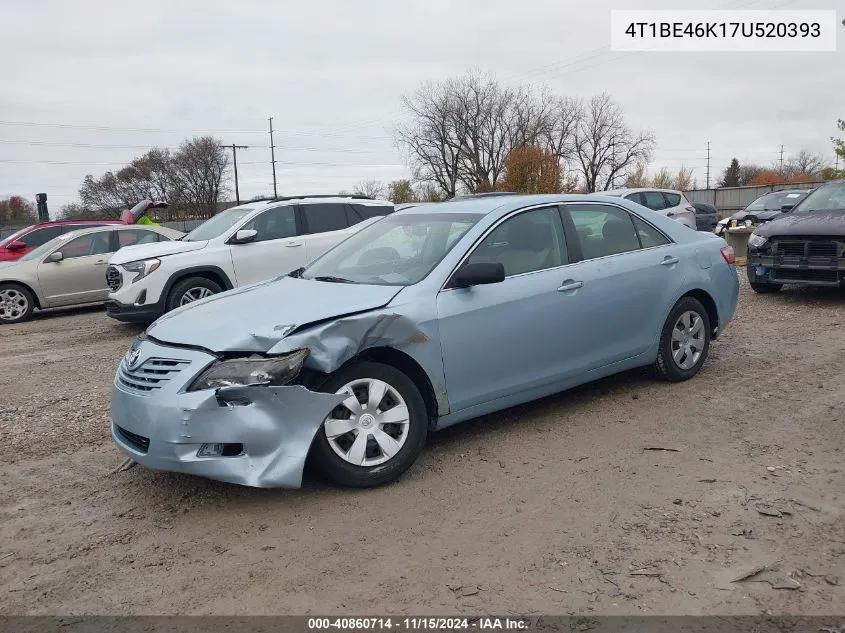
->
[1,274,844,616]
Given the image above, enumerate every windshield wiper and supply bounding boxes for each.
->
[288,267,305,278]
[313,275,356,284]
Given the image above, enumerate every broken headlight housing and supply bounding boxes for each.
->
[748,233,768,249]
[188,349,309,391]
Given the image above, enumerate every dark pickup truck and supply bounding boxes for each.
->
[746,180,845,292]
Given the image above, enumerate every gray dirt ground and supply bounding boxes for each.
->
[1,273,843,616]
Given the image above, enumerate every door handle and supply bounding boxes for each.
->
[661,256,680,266]
[285,242,303,247]
[557,280,584,292]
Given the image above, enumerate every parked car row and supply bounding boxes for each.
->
[0,195,394,324]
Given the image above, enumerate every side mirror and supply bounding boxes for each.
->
[48,251,64,263]
[6,240,26,251]
[230,229,258,244]
[450,262,505,288]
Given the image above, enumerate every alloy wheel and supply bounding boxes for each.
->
[324,378,410,467]
[179,287,214,305]
[671,310,705,370]
[0,288,28,322]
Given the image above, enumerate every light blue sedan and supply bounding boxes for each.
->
[110,194,739,488]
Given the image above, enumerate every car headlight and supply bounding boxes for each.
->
[122,258,161,283]
[748,233,768,249]
[188,349,309,391]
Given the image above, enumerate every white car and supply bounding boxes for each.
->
[105,195,393,322]
[598,188,697,230]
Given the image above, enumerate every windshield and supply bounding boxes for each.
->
[745,191,807,212]
[792,182,845,213]
[0,226,33,247]
[301,212,482,286]
[19,232,76,262]
[182,207,254,241]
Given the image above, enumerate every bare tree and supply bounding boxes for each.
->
[541,95,582,162]
[738,164,763,186]
[783,150,828,179]
[573,93,655,192]
[672,167,694,191]
[414,182,446,202]
[170,137,230,218]
[352,179,386,199]
[394,79,464,199]
[394,71,577,198]
[623,163,649,188]
[650,169,673,189]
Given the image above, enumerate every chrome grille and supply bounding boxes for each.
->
[106,265,122,292]
[118,357,190,393]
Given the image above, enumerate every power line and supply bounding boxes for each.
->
[0,139,380,153]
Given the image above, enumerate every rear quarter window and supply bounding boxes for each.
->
[352,204,393,220]
[663,193,681,207]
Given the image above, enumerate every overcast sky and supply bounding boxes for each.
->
[1,0,842,211]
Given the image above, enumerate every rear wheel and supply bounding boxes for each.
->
[653,297,711,382]
[165,276,223,312]
[0,283,35,324]
[310,361,428,488]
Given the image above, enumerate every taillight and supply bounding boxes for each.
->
[720,245,736,265]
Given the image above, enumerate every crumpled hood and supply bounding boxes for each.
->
[755,210,845,237]
[147,276,404,352]
[109,239,208,265]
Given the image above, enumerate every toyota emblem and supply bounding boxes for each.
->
[126,348,141,369]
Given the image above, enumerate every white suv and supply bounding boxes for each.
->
[105,195,393,322]
[598,188,697,229]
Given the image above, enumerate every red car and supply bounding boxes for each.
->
[0,200,168,262]
[0,220,125,262]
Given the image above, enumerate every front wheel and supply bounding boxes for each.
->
[653,297,711,382]
[310,361,428,488]
[165,276,223,312]
[0,283,35,324]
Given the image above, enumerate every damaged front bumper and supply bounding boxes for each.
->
[109,339,345,488]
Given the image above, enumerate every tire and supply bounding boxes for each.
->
[749,281,782,293]
[653,296,711,382]
[310,361,428,488]
[0,283,36,324]
[165,276,223,312]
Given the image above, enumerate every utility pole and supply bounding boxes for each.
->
[610,138,616,189]
[269,117,278,198]
[705,141,711,189]
[226,144,249,204]
[835,152,840,173]
[779,145,785,172]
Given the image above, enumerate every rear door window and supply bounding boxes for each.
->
[302,203,349,234]
[19,226,62,247]
[117,229,163,248]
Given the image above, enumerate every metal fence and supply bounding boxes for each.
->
[683,181,823,217]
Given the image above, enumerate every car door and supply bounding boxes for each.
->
[436,206,578,412]
[301,203,355,264]
[557,203,685,368]
[37,231,116,306]
[229,205,304,285]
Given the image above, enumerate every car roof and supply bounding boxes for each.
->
[394,193,640,217]
[57,224,174,240]
[602,188,683,195]
[33,219,122,227]
[226,196,393,212]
